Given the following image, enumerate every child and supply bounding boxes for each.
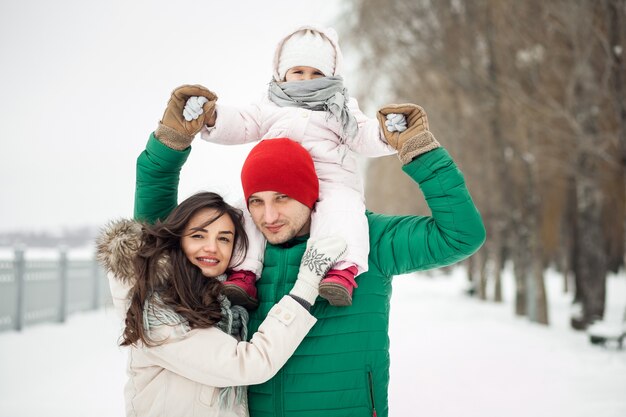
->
[184,25,407,308]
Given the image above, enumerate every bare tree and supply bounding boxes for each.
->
[340,0,626,328]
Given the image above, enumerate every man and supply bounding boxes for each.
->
[134,85,486,417]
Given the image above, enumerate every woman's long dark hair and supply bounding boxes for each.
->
[121,192,248,347]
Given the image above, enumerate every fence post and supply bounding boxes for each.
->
[92,258,101,310]
[58,246,68,323]
[14,246,25,331]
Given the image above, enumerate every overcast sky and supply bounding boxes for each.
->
[0,0,344,233]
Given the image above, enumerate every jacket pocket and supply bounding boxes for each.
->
[366,368,378,417]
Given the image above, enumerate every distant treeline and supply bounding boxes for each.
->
[0,226,98,248]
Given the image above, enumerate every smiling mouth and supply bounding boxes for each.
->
[265,224,283,233]
[197,257,219,266]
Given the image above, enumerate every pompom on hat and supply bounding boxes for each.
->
[275,27,340,81]
[241,138,319,209]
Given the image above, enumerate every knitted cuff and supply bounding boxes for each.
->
[289,280,319,306]
[398,131,441,165]
[288,294,312,312]
[155,123,194,151]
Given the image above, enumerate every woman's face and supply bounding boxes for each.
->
[181,208,235,277]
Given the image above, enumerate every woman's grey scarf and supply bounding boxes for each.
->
[214,293,249,409]
[143,274,249,410]
[268,76,358,142]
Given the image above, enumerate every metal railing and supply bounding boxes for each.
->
[0,247,111,332]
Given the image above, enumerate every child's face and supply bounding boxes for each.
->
[284,66,325,82]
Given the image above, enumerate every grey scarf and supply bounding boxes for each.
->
[268,76,358,142]
[144,274,249,410]
[215,294,249,409]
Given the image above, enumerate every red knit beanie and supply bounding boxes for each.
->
[241,138,319,209]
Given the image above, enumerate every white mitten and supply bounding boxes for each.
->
[385,113,408,132]
[183,96,209,121]
[290,236,347,305]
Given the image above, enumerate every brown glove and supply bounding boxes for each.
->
[155,85,218,150]
[377,103,440,164]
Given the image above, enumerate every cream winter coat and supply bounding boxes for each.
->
[200,25,396,275]
[97,219,316,417]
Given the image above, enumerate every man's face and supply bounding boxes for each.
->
[247,191,312,244]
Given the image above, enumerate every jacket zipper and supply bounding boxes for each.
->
[274,248,288,417]
[368,370,377,417]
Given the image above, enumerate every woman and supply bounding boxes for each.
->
[97,191,346,417]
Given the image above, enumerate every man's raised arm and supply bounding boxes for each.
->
[134,85,217,223]
[368,104,486,276]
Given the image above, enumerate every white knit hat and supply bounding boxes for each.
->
[277,29,336,81]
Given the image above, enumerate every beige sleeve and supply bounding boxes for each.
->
[107,272,132,320]
[140,296,316,388]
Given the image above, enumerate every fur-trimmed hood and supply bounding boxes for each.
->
[95,218,171,286]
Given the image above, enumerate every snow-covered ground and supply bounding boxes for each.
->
[389,269,626,417]
[1,268,625,417]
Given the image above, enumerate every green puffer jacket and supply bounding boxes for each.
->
[134,134,486,417]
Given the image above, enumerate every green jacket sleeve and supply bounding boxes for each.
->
[134,133,191,223]
[367,147,486,276]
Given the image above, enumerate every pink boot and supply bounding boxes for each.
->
[318,265,358,306]
[223,270,259,310]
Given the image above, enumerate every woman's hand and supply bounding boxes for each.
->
[289,236,347,307]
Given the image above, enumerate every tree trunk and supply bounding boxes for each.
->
[572,155,608,328]
[484,0,516,308]
[512,241,529,317]
[608,0,626,275]
[561,249,570,294]
[466,256,476,296]
[560,179,575,295]
[477,247,488,300]
[493,243,504,303]
[532,243,549,325]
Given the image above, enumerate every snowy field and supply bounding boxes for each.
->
[1,268,625,417]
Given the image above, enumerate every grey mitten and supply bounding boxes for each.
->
[290,236,347,305]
